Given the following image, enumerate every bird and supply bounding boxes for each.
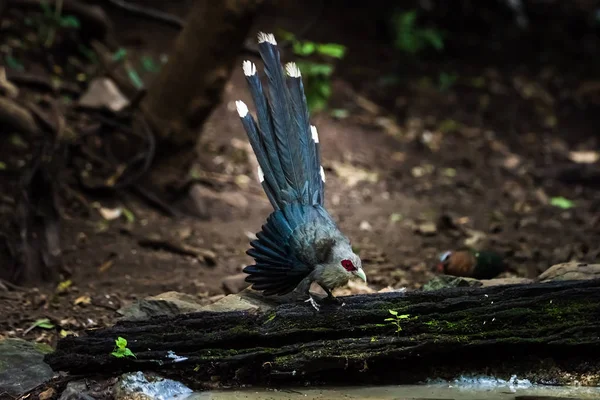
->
[233,32,366,310]
[437,249,506,280]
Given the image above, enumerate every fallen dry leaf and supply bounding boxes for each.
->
[98,206,122,221]
[333,279,375,296]
[330,161,378,187]
[97,258,115,273]
[74,295,91,306]
[569,150,599,164]
[38,387,55,400]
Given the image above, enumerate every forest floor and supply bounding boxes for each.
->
[1,1,599,347]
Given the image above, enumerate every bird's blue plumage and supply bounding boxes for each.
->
[235,33,340,296]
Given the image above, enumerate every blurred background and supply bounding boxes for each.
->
[1,0,599,342]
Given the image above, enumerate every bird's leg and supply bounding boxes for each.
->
[296,278,321,311]
[319,284,342,304]
[321,286,342,304]
[305,295,321,311]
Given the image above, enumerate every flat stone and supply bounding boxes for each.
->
[479,277,533,287]
[421,275,482,291]
[117,291,206,321]
[538,262,600,282]
[221,273,250,294]
[199,288,277,312]
[0,338,55,397]
[78,77,129,112]
[113,371,192,400]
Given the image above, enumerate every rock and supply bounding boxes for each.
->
[118,289,278,320]
[479,277,534,287]
[187,185,249,220]
[0,339,55,397]
[113,371,192,400]
[117,291,206,321]
[415,221,437,236]
[221,273,250,294]
[199,288,276,312]
[423,275,533,291]
[538,262,600,282]
[78,77,129,112]
[59,381,95,400]
[421,275,482,291]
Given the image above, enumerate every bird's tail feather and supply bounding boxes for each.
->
[235,32,325,209]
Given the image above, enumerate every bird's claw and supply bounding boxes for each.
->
[305,296,320,311]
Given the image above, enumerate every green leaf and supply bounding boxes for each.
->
[122,208,135,223]
[116,337,127,349]
[398,314,410,319]
[296,62,333,77]
[111,350,124,358]
[388,309,398,316]
[112,48,127,62]
[39,0,53,17]
[293,41,316,56]
[384,318,396,322]
[5,56,24,71]
[0,161,7,170]
[316,43,346,59]
[126,67,144,89]
[330,108,349,119]
[60,15,80,29]
[123,348,137,358]
[33,318,55,330]
[550,197,574,209]
[141,56,160,73]
[420,29,444,50]
[316,81,331,97]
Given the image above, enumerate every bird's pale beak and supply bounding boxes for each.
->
[354,268,367,283]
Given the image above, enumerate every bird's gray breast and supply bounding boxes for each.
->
[289,217,344,267]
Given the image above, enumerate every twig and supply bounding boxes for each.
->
[0,97,39,135]
[6,71,81,95]
[105,0,184,29]
[137,235,216,265]
[130,184,181,218]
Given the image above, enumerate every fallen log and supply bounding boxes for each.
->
[45,279,600,388]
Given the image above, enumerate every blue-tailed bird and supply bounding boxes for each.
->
[234,32,366,310]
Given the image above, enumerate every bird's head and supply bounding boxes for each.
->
[331,241,366,283]
[436,250,452,274]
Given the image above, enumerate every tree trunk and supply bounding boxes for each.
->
[45,280,600,389]
[140,0,261,187]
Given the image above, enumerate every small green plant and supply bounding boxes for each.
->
[391,10,444,55]
[385,310,410,334]
[438,72,458,92]
[280,31,346,112]
[38,1,81,47]
[111,337,136,359]
[550,196,574,209]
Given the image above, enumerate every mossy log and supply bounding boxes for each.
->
[45,280,600,388]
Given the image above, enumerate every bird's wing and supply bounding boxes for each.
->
[244,209,313,296]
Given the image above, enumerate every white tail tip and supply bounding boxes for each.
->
[235,100,248,117]
[257,32,277,45]
[257,165,265,183]
[242,60,256,76]
[320,166,326,182]
[310,125,319,143]
[285,62,301,78]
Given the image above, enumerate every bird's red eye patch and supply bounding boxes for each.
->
[341,259,356,272]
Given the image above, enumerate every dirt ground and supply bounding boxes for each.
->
[1,1,600,348]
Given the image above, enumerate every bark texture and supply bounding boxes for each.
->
[45,280,600,388]
[141,0,261,151]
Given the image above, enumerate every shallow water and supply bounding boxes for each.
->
[186,383,600,400]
